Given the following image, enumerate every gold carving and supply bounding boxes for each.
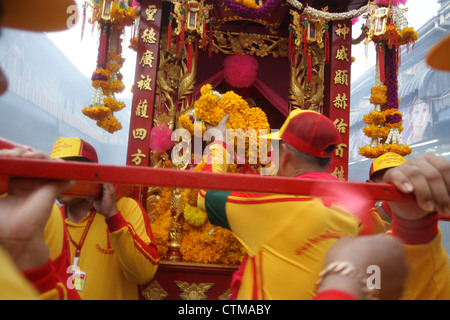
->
[175,281,215,300]
[172,0,213,40]
[146,186,162,223]
[218,289,232,300]
[288,46,325,112]
[142,280,169,300]
[212,31,288,58]
[290,9,328,50]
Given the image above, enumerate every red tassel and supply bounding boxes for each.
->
[188,37,192,73]
[307,48,312,82]
[324,31,329,64]
[168,19,172,52]
[303,25,307,55]
[202,13,207,50]
[208,24,213,58]
[180,16,185,49]
[195,37,199,62]
[99,27,108,66]
[379,44,385,83]
[176,34,180,56]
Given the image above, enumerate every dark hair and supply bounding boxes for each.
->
[60,156,94,163]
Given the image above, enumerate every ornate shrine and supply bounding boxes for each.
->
[74,0,416,300]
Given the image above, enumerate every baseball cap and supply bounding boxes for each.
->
[264,109,341,158]
[426,35,450,72]
[50,137,98,163]
[0,0,77,32]
[369,152,406,179]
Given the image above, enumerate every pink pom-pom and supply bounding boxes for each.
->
[223,54,259,88]
[149,124,175,153]
[376,0,407,6]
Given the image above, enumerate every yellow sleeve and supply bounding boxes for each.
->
[0,247,38,299]
[43,204,65,260]
[401,229,450,300]
[106,197,159,285]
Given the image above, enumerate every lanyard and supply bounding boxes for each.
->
[68,211,96,267]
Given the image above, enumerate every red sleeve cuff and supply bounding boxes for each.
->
[391,212,439,245]
[105,211,127,232]
[22,260,57,295]
[315,290,359,300]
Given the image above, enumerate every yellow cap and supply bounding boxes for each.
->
[369,152,406,179]
[50,137,98,163]
[260,109,341,158]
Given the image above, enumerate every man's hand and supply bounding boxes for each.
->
[91,183,118,220]
[383,153,450,221]
[318,234,408,300]
[0,148,74,270]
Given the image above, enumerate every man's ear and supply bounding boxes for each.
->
[279,143,291,169]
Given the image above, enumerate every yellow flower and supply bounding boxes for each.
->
[150,209,172,259]
[364,111,385,126]
[362,125,390,139]
[82,105,111,120]
[103,96,126,112]
[399,27,418,46]
[236,0,261,9]
[96,115,123,133]
[370,86,387,107]
[178,114,205,137]
[108,80,125,94]
[183,204,208,227]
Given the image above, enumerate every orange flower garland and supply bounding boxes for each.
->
[235,0,261,9]
[82,105,111,120]
[110,2,137,26]
[359,7,414,159]
[178,114,206,137]
[96,115,123,134]
[194,84,271,166]
[103,96,126,113]
[148,159,245,264]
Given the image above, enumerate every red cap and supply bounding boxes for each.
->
[266,110,341,158]
[50,137,98,163]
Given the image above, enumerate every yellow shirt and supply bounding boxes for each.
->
[0,247,38,300]
[198,142,360,299]
[61,197,159,299]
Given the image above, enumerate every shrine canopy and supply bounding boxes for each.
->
[193,0,369,128]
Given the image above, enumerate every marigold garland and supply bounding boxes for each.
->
[235,0,261,9]
[110,2,137,26]
[178,114,206,137]
[103,96,126,112]
[194,84,271,166]
[148,159,245,264]
[183,204,208,227]
[180,221,245,264]
[359,4,414,159]
[369,86,388,107]
[81,105,111,120]
[96,115,123,134]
